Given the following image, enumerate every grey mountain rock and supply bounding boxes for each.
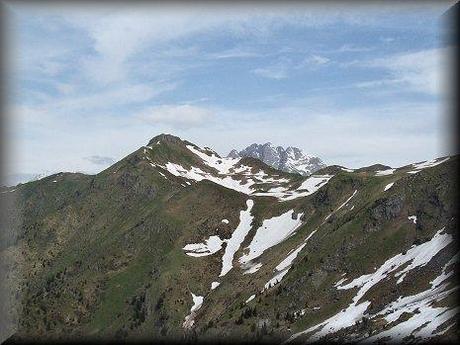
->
[228,142,326,175]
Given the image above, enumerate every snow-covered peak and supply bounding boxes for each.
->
[144,140,333,202]
[228,142,325,176]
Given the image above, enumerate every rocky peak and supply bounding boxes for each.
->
[227,149,240,159]
[285,146,305,160]
[227,142,326,176]
[147,133,184,147]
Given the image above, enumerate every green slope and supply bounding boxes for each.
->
[1,135,458,343]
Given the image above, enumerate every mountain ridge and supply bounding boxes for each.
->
[1,133,458,344]
[227,142,326,176]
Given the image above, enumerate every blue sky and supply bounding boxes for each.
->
[4,1,457,179]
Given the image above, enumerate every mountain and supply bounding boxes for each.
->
[227,143,326,176]
[0,133,458,344]
[2,172,55,187]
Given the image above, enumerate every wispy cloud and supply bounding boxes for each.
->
[368,48,447,95]
[336,44,374,53]
[342,48,448,96]
[253,63,289,80]
[84,155,115,165]
[17,3,443,86]
[5,1,453,177]
[254,54,330,79]
[15,83,176,124]
[208,47,261,59]
[136,104,214,129]
[301,54,330,66]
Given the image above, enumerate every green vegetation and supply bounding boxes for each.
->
[1,135,457,343]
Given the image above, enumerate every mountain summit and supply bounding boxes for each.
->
[228,142,326,175]
[1,133,457,344]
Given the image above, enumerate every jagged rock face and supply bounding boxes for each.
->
[226,149,239,159]
[228,143,326,176]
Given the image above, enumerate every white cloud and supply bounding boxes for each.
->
[303,54,330,66]
[253,65,288,80]
[255,54,330,79]
[84,155,115,166]
[253,56,291,80]
[373,48,446,95]
[336,44,374,52]
[353,79,400,89]
[60,83,174,111]
[9,2,452,88]
[15,3,434,85]
[208,47,261,59]
[7,97,452,177]
[5,2,454,177]
[362,48,449,95]
[136,104,213,128]
[33,83,174,115]
[14,37,73,78]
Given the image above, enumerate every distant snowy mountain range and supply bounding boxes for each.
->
[228,143,326,176]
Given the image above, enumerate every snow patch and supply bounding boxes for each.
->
[150,144,330,201]
[157,162,256,194]
[239,210,304,264]
[183,235,224,257]
[253,175,333,201]
[336,190,358,212]
[384,182,394,191]
[411,157,450,170]
[405,157,450,175]
[243,262,262,275]
[186,144,239,175]
[246,294,256,303]
[334,277,348,288]
[183,293,204,329]
[365,252,459,343]
[263,230,316,291]
[305,229,318,242]
[276,243,307,272]
[375,169,395,176]
[264,269,290,290]
[287,228,454,343]
[158,171,168,180]
[324,190,357,222]
[219,200,255,277]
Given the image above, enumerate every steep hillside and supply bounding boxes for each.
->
[0,134,458,344]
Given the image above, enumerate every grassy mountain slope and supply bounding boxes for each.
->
[0,134,458,344]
